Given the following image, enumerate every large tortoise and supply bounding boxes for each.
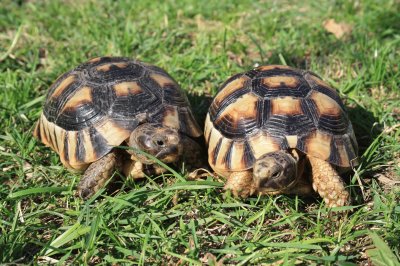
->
[205,65,358,207]
[34,56,203,198]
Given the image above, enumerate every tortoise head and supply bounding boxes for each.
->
[128,124,182,164]
[253,151,299,194]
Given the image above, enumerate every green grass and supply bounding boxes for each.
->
[1,0,399,264]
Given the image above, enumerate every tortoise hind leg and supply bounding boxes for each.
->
[77,152,120,199]
[308,156,350,207]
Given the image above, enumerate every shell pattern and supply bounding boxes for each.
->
[34,57,202,170]
[205,65,358,174]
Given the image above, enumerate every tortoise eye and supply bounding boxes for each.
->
[154,137,166,147]
[271,171,280,179]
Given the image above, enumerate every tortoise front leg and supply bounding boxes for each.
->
[308,156,350,207]
[122,158,167,179]
[179,135,207,171]
[224,170,255,198]
[77,152,120,199]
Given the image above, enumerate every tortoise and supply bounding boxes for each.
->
[205,65,358,207]
[34,56,203,198]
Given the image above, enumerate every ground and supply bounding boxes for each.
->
[0,0,399,265]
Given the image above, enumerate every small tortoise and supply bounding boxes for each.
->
[205,65,358,207]
[34,56,203,198]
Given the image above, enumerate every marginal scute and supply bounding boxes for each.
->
[179,107,203,138]
[304,130,332,161]
[162,105,180,130]
[229,141,247,170]
[95,118,131,146]
[248,131,281,159]
[207,124,223,162]
[67,131,78,166]
[286,135,298,148]
[215,137,233,169]
[204,113,212,143]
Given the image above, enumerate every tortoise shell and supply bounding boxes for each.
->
[205,65,358,175]
[34,57,202,170]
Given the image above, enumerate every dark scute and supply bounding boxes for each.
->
[264,114,316,138]
[223,141,234,169]
[89,126,113,160]
[257,68,303,78]
[44,76,83,123]
[328,136,341,165]
[217,73,245,92]
[86,62,145,84]
[211,138,222,166]
[52,125,59,152]
[301,98,320,127]
[213,115,259,139]
[242,140,255,169]
[313,85,347,110]
[209,87,251,121]
[112,117,140,133]
[76,130,86,162]
[244,69,259,79]
[164,85,188,107]
[64,131,69,162]
[56,104,104,131]
[316,114,349,135]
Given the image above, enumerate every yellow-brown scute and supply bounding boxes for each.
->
[214,93,258,130]
[305,73,337,92]
[248,131,281,159]
[256,65,292,71]
[61,86,92,112]
[162,105,180,129]
[310,91,342,116]
[271,97,303,115]
[262,76,299,88]
[51,75,76,99]
[150,73,175,87]
[96,62,128,71]
[113,81,143,96]
[304,131,332,162]
[213,76,249,106]
[95,118,131,146]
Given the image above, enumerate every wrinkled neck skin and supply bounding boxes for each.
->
[253,150,304,195]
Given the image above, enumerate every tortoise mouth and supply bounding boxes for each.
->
[255,177,299,195]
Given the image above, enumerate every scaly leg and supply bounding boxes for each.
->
[224,170,255,198]
[308,156,350,207]
[122,157,167,179]
[77,152,120,199]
